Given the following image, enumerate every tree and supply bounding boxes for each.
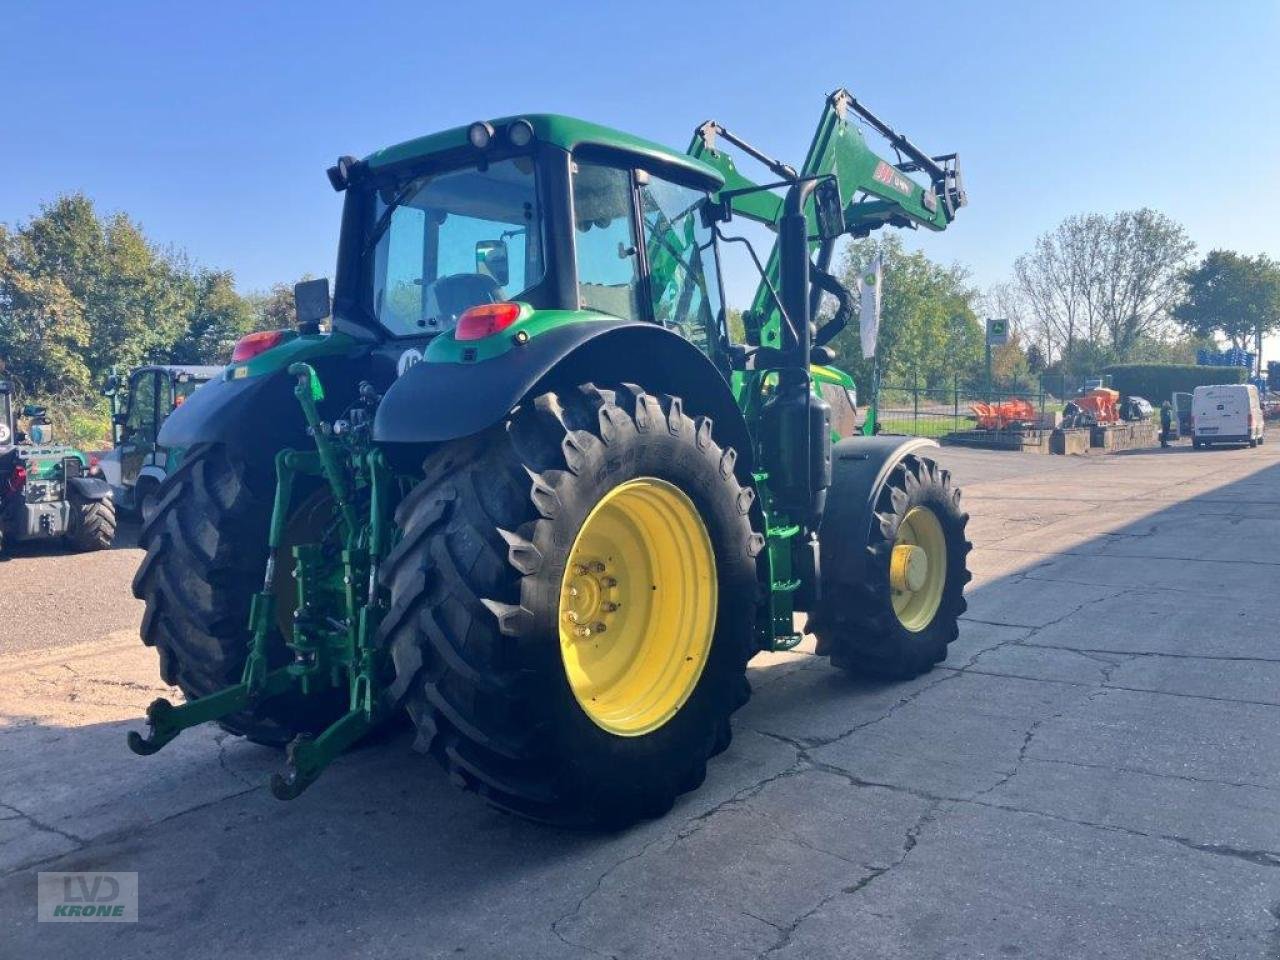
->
[1013,209,1195,367]
[170,270,258,364]
[17,194,195,376]
[0,224,92,396]
[1173,250,1280,356]
[1025,342,1047,374]
[831,235,983,389]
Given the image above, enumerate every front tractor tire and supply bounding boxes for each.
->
[132,444,340,745]
[811,451,971,679]
[66,491,116,552]
[380,384,760,828]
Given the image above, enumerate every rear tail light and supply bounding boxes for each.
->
[455,302,521,341]
[7,464,26,497]
[232,329,288,362]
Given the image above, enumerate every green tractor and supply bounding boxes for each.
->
[129,91,971,827]
[99,364,222,521]
[0,380,117,555]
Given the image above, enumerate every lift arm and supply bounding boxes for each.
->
[688,88,966,353]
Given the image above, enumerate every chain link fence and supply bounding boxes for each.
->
[873,375,1079,449]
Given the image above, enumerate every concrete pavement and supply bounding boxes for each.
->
[1,435,1278,959]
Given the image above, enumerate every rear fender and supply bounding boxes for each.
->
[67,476,113,501]
[373,320,754,475]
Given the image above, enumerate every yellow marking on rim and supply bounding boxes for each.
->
[890,506,947,632]
[558,477,716,737]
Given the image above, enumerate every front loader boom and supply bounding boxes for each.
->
[688,88,966,354]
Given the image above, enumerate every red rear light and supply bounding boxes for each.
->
[8,464,26,496]
[455,303,521,342]
[232,329,287,362]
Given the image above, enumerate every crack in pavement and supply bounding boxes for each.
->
[0,801,86,847]
[1026,755,1280,794]
[759,802,943,959]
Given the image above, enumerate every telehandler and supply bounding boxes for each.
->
[0,381,116,555]
[129,90,971,827]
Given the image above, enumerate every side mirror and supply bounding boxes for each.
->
[813,178,845,242]
[293,278,331,333]
[475,240,510,286]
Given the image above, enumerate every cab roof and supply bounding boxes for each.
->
[364,114,724,189]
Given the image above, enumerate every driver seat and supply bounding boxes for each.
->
[426,273,502,330]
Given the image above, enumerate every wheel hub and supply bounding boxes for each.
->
[558,477,717,737]
[890,543,929,593]
[889,506,948,632]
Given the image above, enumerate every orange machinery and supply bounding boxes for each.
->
[969,398,1038,430]
[1069,387,1121,425]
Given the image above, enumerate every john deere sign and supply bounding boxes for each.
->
[986,317,1010,346]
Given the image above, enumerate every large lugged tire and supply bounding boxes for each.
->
[66,492,116,551]
[811,452,970,679]
[379,384,761,828]
[132,444,338,745]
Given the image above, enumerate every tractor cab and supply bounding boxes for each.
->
[311,116,732,385]
[100,364,220,518]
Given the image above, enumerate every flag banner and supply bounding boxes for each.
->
[859,255,882,359]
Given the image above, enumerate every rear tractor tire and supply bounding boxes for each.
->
[66,492,116,552]
[379,384,761,828]
[132,443,343,746]
[811,452,971,679]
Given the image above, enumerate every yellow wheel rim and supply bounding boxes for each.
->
[890,506,947,632]
[558,477,717,737]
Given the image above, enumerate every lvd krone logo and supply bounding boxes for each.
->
[39,871,138,921]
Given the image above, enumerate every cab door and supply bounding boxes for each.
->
[120,370,160,489]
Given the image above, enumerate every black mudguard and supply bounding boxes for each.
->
[822,435,940,582]
[67,476,113,501]
[158,371,304,454]
[373,320,754,472]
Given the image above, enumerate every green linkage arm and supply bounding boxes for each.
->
[288,362,360,539]
[688,89,959,350]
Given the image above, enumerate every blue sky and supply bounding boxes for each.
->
[2,0,1279,322]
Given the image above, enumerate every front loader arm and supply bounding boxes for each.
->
[688,89,966,351]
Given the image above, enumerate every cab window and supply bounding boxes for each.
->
[638,176,724,355]
[571,161,641,321]
[126,371,159,443]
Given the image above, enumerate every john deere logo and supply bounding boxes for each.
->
[397,348,423,377]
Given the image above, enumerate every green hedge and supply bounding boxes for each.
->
[1102,363,1248,401]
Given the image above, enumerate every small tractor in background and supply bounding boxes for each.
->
[100,364,221,520]
[128,91,972,827]
[0,379,117,555]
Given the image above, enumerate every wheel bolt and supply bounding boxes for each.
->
[593,622,607,634]
[602,576,617,588]
[575,626,592,638]
[601,601,619,612]
[590,561,606,573]
[573,563,588,576]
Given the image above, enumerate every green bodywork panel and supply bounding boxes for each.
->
[367,114,725,189]
[225,329,361,382]
[424,303,576,363]
[18,446,88,481]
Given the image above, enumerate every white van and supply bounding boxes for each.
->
[1191,384,1264,448]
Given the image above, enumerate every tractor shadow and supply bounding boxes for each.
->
[0,517,140,562]
[2,447,1279,955]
